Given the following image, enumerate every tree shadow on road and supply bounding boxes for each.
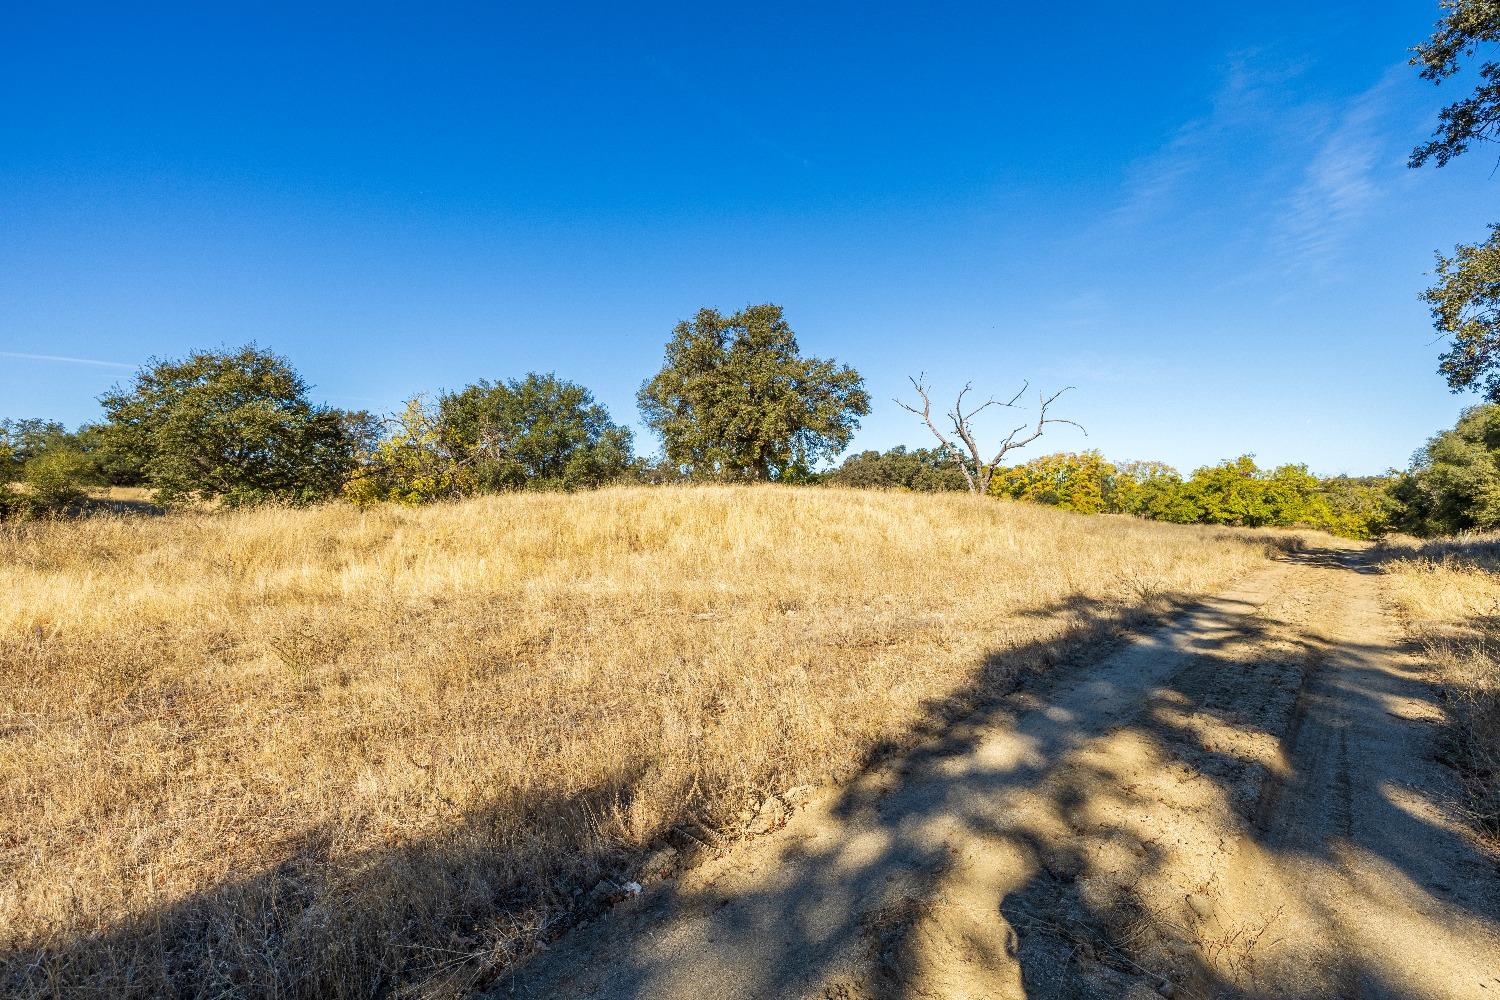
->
[500,543,1500,999]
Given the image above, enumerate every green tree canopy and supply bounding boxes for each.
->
[437,373,633,490]
[96,345,362,507]
[638,305,870,480]
[1108,461,1200,522]
[977,450,1392,539]
[826,445,969,492]
[0,419,99,518]
[1411,3,1500,398]
[344,397,473,506]
[1319,475,1401,539]
[990,450,1115,513]
[1393,403,1500,535]
[1423,223,1500,399]
[0,419,73,480]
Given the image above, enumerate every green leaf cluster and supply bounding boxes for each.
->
[1411,0,1500,168]
[438,374,633,491]
[1423,223,1500,400]
[344,398,475,506]
[986,451,1395,539]
[346,375,634,505]
[0,419,103,519]
[990,449,1115,513]
[1411,3,1500,398]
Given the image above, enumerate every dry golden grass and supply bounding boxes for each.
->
[1380,534,1500,838]
[1,485,1289,998]
[82,485,165,516]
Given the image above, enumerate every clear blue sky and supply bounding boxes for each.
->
[1,2,1493,474]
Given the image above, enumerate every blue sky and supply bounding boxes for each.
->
[0,2,1493,474]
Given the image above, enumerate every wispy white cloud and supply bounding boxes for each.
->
[1272,64,1406,276]
[1093,52,1410,287]
[1107,124,1206,229]
[0,351,135,370]
[1105,49,1312,232]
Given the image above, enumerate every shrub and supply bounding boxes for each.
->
[1393,404,1500,536]
[1318,475,1400,539]
[22,449,94,510]
[346,376,634,506]
[990,450,1115,513]
[1108,461,1201,522]
[826,446,969,492]
[344,399,475,506]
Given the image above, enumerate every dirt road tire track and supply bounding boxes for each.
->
[1214,553,1500,998]
[497,548,1500,999]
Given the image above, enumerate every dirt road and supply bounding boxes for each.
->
[500,547,1500,999]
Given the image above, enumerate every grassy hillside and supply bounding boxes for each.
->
[2,486,1292,997]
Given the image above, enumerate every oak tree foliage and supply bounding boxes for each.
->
[345,375,633,504]
[826,445,970,492]
[1413,3,1500,399]
[1411,0,1500,168]
[985,451,1394,539]
[95,345,363,507]
[638,305,870,480]
[438,373,633,491]
[1392,403,1500,534]
[1423,223,1500,400]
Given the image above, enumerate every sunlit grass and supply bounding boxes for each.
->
[1,485,1287,997]
[1381,534,1500,838]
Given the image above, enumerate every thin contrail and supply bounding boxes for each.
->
[0,351,135,370]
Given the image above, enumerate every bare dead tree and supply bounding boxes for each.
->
[894,375,1085,495]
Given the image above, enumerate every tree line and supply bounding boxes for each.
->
[827,448,1399,539]
[830,402,1500,540]
[0,305,870,516]
[5,299,1498,540]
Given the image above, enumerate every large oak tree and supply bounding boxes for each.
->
[637,304,869,480]
[96,345,363,507]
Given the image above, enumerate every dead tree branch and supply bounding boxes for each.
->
[895,375,1086,495]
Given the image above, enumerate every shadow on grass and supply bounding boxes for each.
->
[3,770,660,999]
[81,494,165,517]
[6,545,1499,999]
[498,544,1500,999]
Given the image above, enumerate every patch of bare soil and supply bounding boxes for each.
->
[498,547,1500,1000]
